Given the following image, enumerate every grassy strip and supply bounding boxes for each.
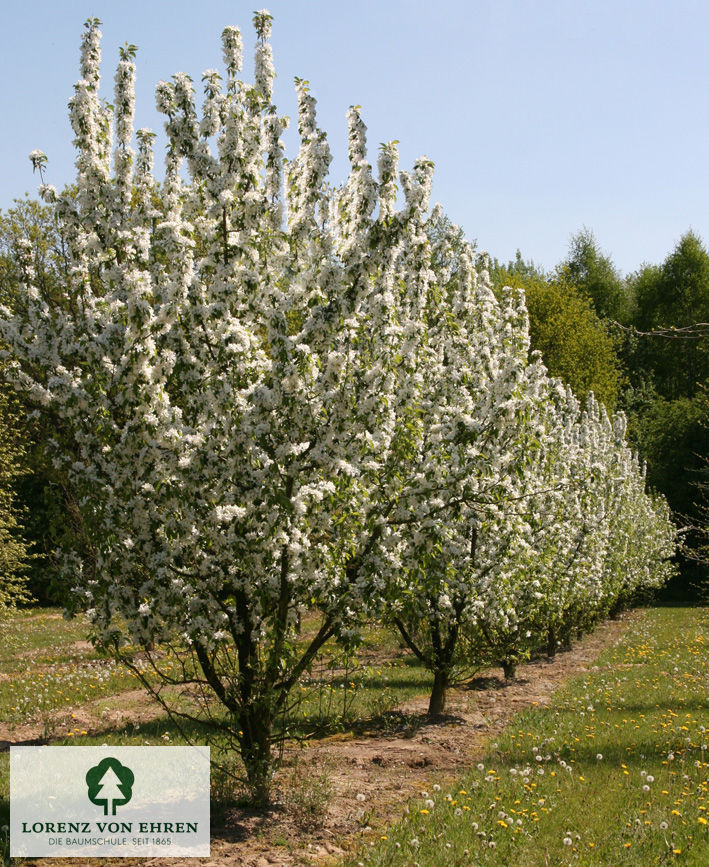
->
[346,606,709,866]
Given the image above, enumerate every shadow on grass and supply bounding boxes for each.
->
[306,674,430,692]
[109,714,220,744]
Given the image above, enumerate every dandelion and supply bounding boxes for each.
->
[563,837,572,845]
[356,793,366,802]
[660,821,668,829]
[596,753,603,760]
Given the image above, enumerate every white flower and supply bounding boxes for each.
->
[29,149,47,170]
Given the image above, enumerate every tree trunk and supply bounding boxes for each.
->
[428,669,448,716]
[238,704,273,806]
[546,627,557,658]
[502,658,517,680]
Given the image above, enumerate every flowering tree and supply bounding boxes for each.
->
[0,13,463,801]
[385,287,676,708]
[382,242,550,712]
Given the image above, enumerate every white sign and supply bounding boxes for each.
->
[10,746,210,857]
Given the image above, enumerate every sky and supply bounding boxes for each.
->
[2,0,708,275]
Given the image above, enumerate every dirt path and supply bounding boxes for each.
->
[4,612,638,866]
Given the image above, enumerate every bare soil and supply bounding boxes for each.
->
[2,612,637,866]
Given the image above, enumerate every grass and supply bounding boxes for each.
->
[0,609,91,667]
[345,605,709,865]
[0,610,146,724]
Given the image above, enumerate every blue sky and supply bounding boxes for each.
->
[2,0,708,274]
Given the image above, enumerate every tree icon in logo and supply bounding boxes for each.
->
[86,757,134,815]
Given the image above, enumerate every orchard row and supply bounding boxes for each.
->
[0,14,675,802]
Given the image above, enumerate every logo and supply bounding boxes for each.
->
[85,757,135,815]
[11,746,210,857]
